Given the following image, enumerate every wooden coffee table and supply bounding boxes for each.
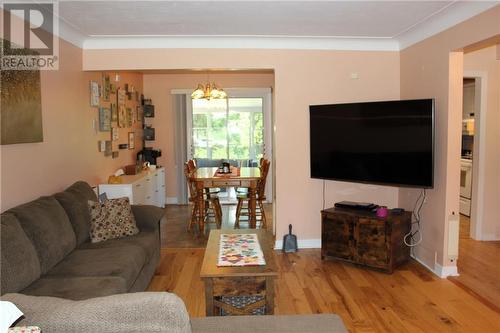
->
[200,229,278,316]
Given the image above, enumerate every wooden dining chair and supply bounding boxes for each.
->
[235,159,270,229]
[184,162,222,232]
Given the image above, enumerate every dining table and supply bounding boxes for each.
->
[190,166,261,230]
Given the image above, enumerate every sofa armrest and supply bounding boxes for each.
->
[131,205,164,232]
[1,292,191,333]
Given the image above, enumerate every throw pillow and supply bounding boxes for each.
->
[88,197,139,243]
[0,301,23,332]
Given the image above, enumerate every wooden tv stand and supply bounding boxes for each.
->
[321,207,411,273]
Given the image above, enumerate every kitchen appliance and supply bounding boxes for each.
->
[138,148,161,166]
[459,158,473,216]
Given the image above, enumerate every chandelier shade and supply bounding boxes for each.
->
[191,82,227,100]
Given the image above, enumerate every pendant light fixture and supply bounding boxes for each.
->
[191,72,227,100]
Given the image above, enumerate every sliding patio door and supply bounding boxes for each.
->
[186,88,272,202]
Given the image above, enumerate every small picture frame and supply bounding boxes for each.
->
[102,73,110,101]
[98,140,106,152]
[111,103,117,121]
[136,106,143,121]
[112,151,119,159]
[90,81,99,107]
[111,127,118,141]
[104,140,112,156]
[99,107,111,131]
[128,132,135,149]
[126,107,133,127]
[118,105,127,128]
[117,88,126,107]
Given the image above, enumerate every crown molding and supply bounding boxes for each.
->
[82,35,400,51]
[12,1,495,52]
[58,18,86,48]
[398,1,499,50]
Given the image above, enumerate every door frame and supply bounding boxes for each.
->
[463,71,488,240]
[175,87,273,203]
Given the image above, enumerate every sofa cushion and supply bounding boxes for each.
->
[21,276,128,300]
[1,214,41,294]
[45,245,146,290]
[190,314,348,333]
[54,181,97,246]
[88,197,139,243]
[7,196,76,274]
[78,231,158,262]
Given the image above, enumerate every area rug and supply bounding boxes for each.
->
[218,233,266,267]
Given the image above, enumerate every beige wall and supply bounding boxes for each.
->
[83,49,401,241]
[464,45,500,240]
[399,6,500,271]
[143,73,275,200]
[0,38,143,211]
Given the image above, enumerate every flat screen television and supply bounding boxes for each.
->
[309,99,434,188]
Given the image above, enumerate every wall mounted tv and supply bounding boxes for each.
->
[309,99,434,188]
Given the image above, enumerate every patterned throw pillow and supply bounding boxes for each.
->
[88,197,139,243]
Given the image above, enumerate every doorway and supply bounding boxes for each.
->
[186,88,273,204]
[449,43,500,310]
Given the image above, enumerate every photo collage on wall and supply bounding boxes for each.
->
[90,73,141,157]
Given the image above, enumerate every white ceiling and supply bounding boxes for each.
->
[54,1,498,50]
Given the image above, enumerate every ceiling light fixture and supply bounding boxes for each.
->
[191,73,227,100]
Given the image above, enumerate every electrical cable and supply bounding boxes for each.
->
[322,180,326,210]
[404,188,426,247]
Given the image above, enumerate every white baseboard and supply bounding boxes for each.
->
[435,262,459,278]
[166,197,178,204]
[480,234,500,241]
[274,238,321,250]
[411,254,459,278]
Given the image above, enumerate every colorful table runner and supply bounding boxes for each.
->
[218,234,266,267]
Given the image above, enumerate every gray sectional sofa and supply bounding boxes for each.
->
[1,181,347,332]
[1,181,163,299]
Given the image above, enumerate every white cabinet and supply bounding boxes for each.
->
[99,168,166,208]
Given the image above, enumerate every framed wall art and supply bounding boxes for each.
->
[128,132,135,149]
[104,140,112,156]
[118,105,127,128]
[111,103,117,121]
[98,140,106,152]
[111,127,118,141]
[102,73,110,101]
[90,81,99,107]
[1,66,43,145]
[126,107,133,127]
[99,107,111,131]
[136,106,143,121]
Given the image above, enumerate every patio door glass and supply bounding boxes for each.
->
[191,97,264,163]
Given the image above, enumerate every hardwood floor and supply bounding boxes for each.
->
[448,215,500,311]
[152,206,500,332]
[161,203,273,248]
[148,248,500,332]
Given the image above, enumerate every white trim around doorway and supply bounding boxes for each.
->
[463,71,487,241]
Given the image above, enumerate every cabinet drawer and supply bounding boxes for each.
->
[207,180,250,187]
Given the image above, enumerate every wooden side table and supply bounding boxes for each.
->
[200,229,278,316]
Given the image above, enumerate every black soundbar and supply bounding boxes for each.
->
[334,201,378,211]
